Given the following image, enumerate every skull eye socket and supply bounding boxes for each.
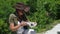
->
[31,24,33,26]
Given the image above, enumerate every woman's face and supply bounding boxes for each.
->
[18,10,24,16]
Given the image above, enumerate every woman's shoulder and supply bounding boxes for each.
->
[10,13,15,16]
[9,13,16,17]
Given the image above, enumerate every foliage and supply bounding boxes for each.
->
[27,0,60,32]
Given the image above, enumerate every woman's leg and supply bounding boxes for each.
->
[23,29,36,34]
[22,29,29,34]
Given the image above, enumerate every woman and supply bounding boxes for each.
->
[9,3,30,34]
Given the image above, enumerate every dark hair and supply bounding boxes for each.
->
[14,2,28,29]
[13,2,30,12]
[14,2,25,11]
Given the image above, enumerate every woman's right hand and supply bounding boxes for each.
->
[20,21,27,26]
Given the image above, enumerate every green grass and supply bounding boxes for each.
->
[37,20,60,33]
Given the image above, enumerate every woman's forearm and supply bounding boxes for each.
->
[10,23,21,31]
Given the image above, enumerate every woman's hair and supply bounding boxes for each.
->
[13,2,30,12]
[15,2,25,11]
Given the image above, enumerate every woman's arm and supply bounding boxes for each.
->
[10,23,21,31]
[9,21,27,31]
[9,14,20,31]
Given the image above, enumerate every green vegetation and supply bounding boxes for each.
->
[0,0,60,34]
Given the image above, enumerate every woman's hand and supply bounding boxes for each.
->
[20,21,27,26]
